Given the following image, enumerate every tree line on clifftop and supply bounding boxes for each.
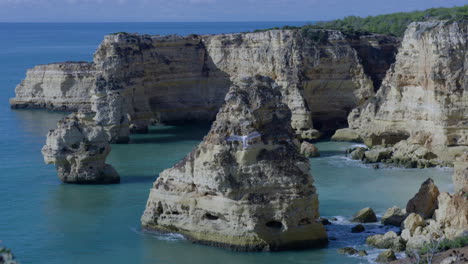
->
[254,5,468,37]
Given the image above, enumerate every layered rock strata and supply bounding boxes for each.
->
[336,20,468,165]
[10,62,95,110]
[15,30,399,143]
[41,109,119,184]
[141,76,327,251]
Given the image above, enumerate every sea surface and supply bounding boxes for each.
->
[0,22,454,264]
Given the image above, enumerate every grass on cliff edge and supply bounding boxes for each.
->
[255,5,468,37]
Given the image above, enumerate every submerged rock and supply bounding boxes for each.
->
[381,206,406,227]
[406,178,440,219]
[352,207,377,223]
[338,247,358,255]
[141,76,327,251]
[300,142,320,158]
[41,110,119,184]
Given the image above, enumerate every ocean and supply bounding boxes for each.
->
[0,22,453,264]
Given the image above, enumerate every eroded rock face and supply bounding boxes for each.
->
[406,178,440,219]
[345,20,468,165]
[141,76,327,251]
[10,62,95,110]
[453,152,468,193]
[381,206,406,227]
[41,110,119,184]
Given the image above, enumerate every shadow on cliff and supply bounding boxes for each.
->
[128,123,211,144]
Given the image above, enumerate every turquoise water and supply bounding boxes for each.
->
[0,23,453,264]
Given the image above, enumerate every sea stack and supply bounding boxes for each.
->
[141,75,327,251]
[41,109,119,184]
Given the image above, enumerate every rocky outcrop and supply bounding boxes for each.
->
[10,62,94,110]
[141,76,327,251]
[453,152,468,193]
[339,20,468,165]
[381,206,406,227]
[300,142,320,157]
[366,231,406,252]
[41,109,119,184]
[406,178,440,219]
[352,207,377,223]
[0,247,18,264]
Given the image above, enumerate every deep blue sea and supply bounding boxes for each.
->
[0,22,453,264]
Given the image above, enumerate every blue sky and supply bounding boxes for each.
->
[0,0,466,22]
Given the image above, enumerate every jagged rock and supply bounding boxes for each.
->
[381,206,406,227]
[349,147,367,160]
[331,128,362,142]
[41,110,119,184]
[364,147,392,163]
[0,247,18,264]
[376,249,397,263]
[351,224,365,233]
[141,76,327,251]
[366,231,406,252]
[352,207,377,223]
[338,247,358,255]
[433,192,468,239]
[10,62,94,111]
[300,142,320,158]
[406,178,440,219]
[401,213,426,238]
[346,20,468,166]
[453,153,468,193]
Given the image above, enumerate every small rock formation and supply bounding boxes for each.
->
[0,247,18,264]
[376,249,397,263]
[351,224,365,233]
[334,20,468,166]
[41,109,119,184]
[10,62,94,110]
[352,207,377,223]
[331,128,362,142]
[141,76,327,251]
[358,250,368,256]
[453,152,468,193]
[338,247,358,255]
[318,217,331,225]
[366,231,406,252]
[406,178,440,219]
[433,192,468,239]
[300,142,320,157]
[381,206,406,226]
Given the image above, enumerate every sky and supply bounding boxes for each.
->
[0,0,466,22]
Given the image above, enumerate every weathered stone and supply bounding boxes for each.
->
[318,217,331,225]
[41,110,119,184]
[406,178,440,219]
[376,249,397,263]
[331,128,362,142]
[352,207,377,223]
[300,142,320,158]
[366,231,406,252]
[141,76,327,251]
[381,206,406,227]
[347,20,468,166]
[351,224,365,233]
[350,147,367,160]
[453,152,468,193]
[401,213,426,238]
[10,62,94,111]
[338,247,358,255]
[364,147,392,163]
[433,192,468,240]
[358,250,368,256]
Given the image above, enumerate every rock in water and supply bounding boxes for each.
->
[381,206,406,226]
[376,249,397,263]
[41,110,119,184]
[366,231,406,252]
[352,207,377,223]
[406,178,440,219]
[300,142,320,158]
[141,76,327,251]
[337,247,358,255]
[351,224,365,233]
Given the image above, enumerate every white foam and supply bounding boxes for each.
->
[130,227,185,242]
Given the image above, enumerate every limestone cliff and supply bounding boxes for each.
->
[41,109,119,184]
[340,20,468,164]
[141,76,327,251]
[10,62,94,110]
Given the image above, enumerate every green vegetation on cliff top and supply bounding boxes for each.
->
[256,5,467,37]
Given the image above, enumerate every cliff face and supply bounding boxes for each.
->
[13,30,397,143]
[344,20,468,163]
[141,76,327,251]
[10,62,95,110]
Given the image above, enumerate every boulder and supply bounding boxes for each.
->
[352,207,377,223]
[41,110,119,184]
[358,250,368,256]
[366,231,406,252]
[331,128,362,142]
[140,76,327,251]
[401,213,426,238]
[351,224,365,233]
[364,147,392,163]
[433,192,468,239]
[337,247,358,255]
[406,178,440,219]
[376,249,397,263]
[381,206,406,226]
[300,142,320,158]
[350,147,367,160]
[318,217,331,225]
